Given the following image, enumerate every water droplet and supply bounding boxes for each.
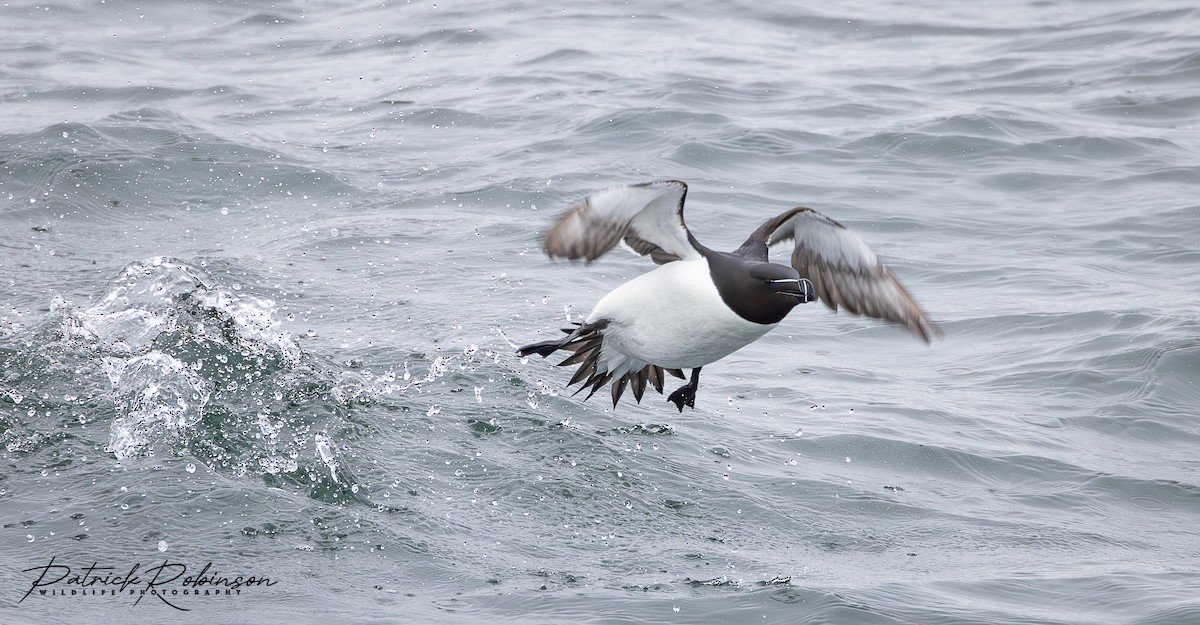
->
[27,534,35,542]
[845,457,851,463]
[330,228,340,237]
[158,540,168,552]
[316,434,335,464]
[794,428,803,437]
[185,462,196,474]
[220,207,229,215]
[673,606,680,613]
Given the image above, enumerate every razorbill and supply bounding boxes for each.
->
[518,180,940,412]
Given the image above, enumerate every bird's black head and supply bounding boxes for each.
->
[708,253,814,325]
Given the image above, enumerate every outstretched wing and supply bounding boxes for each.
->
[755,207,941,342]
[543,180,699,264]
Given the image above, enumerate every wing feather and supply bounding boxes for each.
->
[543,180,697,264]
[758,207,941,342]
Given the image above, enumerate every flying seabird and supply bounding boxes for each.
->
[518,180,940,412]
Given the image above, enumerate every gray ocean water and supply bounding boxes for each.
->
[2,0,1199,623]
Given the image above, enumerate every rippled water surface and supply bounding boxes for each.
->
[2,0,1199,623]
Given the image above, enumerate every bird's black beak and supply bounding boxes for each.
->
[775,278,816,304]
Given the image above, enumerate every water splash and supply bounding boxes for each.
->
[56,256,209,354]
[104,353,209,460]
[330,347,494,402]
[59,256,302,364]
[50,257,306,464]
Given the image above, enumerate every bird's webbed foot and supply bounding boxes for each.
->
[666,368,702,413]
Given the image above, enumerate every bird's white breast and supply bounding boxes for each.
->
[586,258,777,370]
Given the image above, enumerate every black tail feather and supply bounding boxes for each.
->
[610,375,629,406]
[557,348,592,367]
[567,358,597,387]
[649,366,664,393]
[630,368,646,403]
[517,320,682,408]
[517,340,566,358]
